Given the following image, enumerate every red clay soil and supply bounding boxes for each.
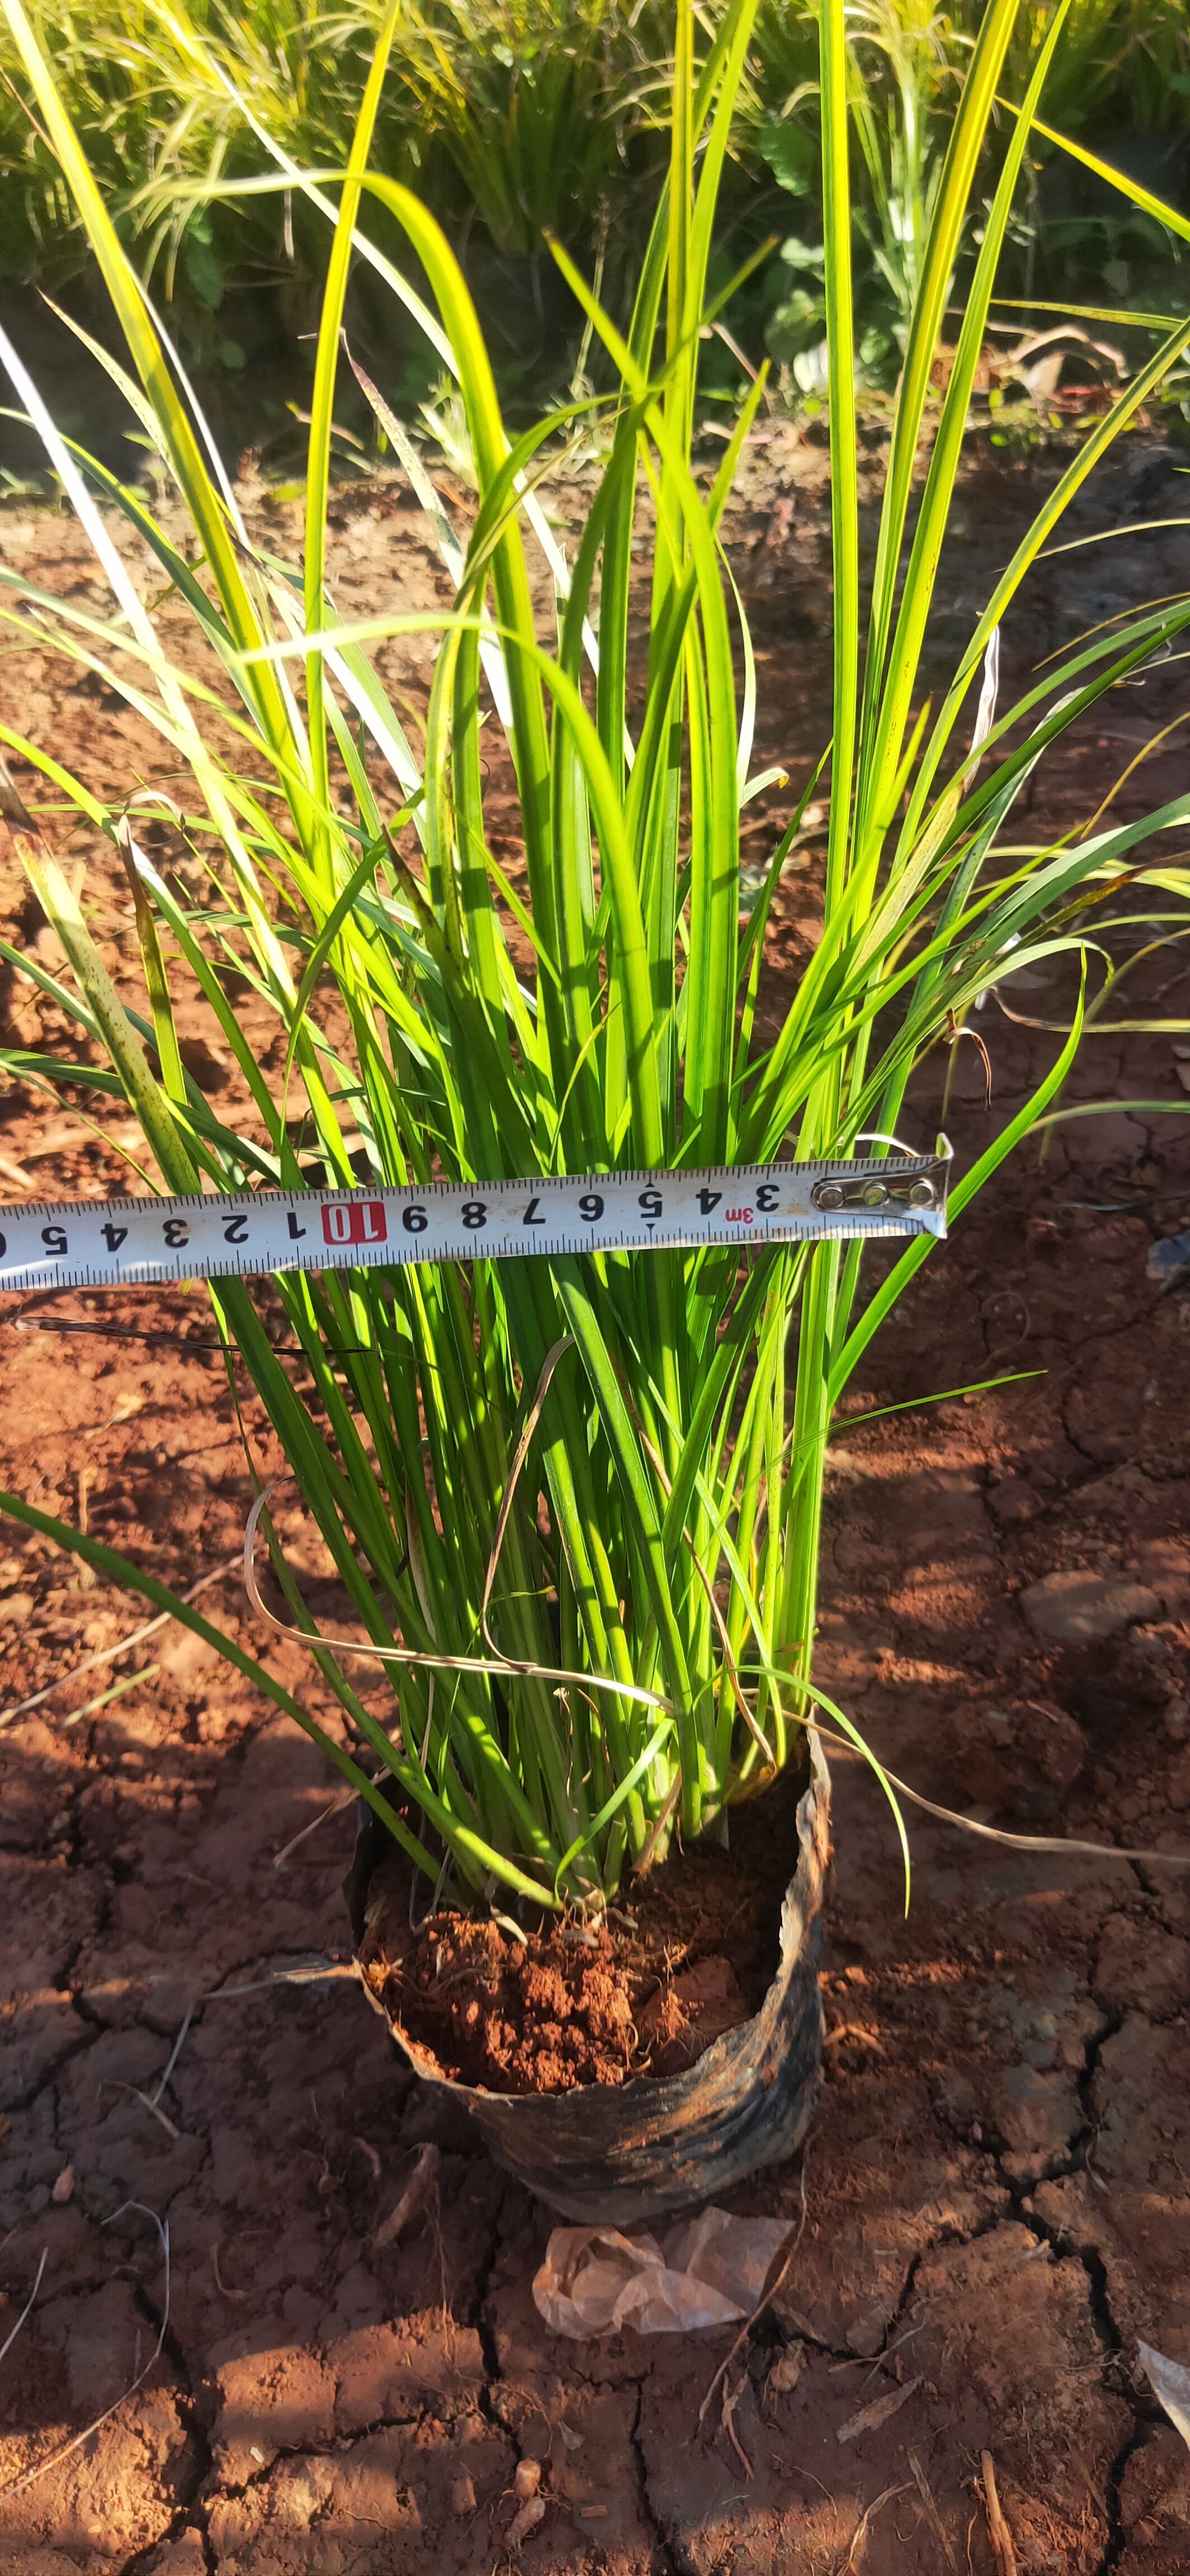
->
[356,1759,805,2091]
[1,430,1189,2573]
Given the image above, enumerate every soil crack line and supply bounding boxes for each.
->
[629,2375,683,2576]
[470,2184,511,2428]
[995,2007,1140,2576]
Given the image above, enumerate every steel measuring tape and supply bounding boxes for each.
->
[0,1147,951,1296]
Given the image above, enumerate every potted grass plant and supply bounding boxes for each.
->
[1,0,1188,2217]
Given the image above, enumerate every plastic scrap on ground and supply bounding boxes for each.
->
[532,2206,794,2338]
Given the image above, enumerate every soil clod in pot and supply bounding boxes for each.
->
[356,1759,809,2096]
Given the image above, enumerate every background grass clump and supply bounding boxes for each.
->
[0,0,1186,429]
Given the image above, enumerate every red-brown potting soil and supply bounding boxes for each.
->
[1,429,1189,2571]
[357,1760,805,2091]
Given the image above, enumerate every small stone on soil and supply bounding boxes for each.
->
[1019,1569,1163,1642]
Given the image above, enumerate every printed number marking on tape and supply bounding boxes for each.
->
[0,1151,952,1295]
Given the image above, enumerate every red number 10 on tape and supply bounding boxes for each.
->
[320,1202,388,1247]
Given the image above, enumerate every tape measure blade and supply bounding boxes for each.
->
[0,1153,950,1292]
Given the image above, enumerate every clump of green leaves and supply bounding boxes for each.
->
[1,0,1189,1913]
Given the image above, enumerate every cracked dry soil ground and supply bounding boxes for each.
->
[1,432,1190,2572]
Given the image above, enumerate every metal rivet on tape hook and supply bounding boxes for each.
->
[810,1148,949,1220]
